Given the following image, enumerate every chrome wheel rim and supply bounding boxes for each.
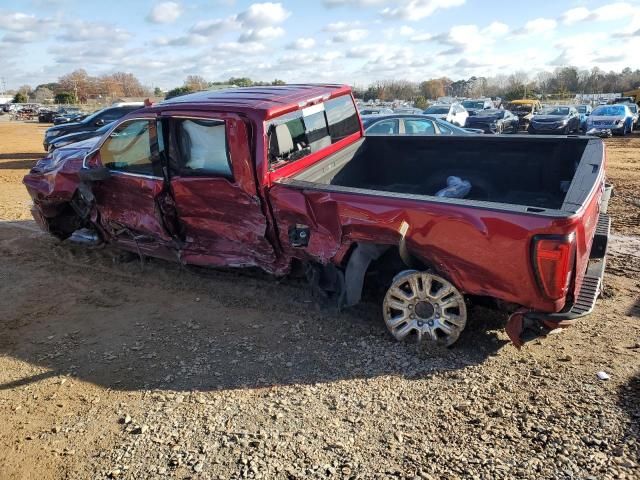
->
[383,271,467,346]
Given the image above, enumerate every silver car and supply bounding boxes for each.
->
[586,104,634,136]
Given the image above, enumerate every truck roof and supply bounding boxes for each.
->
[159,84,352,120]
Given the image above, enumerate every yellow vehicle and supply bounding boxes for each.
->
[505,99,542,131]
[622,89,640,104]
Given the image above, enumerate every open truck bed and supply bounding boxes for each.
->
[269,134,609,345]
[283,135,604,215]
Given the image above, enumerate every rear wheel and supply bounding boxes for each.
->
[383,270,467,346]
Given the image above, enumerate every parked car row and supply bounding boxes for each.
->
[42,103,144,151]
[39,107,86,124]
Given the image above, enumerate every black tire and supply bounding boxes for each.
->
[563,125,570,135]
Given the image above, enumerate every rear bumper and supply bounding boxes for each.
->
[525,213,609,325]
[506,184,612,347]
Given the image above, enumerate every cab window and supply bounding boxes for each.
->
[366,119,399,135]
[404,118,436,135]
[268,94,360,167]
[100,119,156,175]
[175,119,232,177]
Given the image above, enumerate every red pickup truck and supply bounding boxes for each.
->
[23,85,611,347]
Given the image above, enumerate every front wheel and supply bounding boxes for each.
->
[383,270,467,345]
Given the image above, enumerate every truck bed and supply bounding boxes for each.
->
[284,135,604,215]
[269,134,606,315]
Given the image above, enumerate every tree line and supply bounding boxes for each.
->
[11,69,152,104]
[354,67,640,107]
[9,65,639,105]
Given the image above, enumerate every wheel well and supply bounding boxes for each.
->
[342,243,429,307]
[44,203,82,240]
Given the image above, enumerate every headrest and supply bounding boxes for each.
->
[274,124,294,156]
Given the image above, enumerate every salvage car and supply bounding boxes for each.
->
[24,85,611,348]
[506,99,542,131]
[586,104,634,136]
[43,104,143,151]
[527,106,581,135]
[461,99,493,116]
[422,103,468,127]
[464,109,519,134]
[362,114,477,135]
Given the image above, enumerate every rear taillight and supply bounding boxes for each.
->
[532,235,575,300]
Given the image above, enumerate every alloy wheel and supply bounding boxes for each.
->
[383,270,467,346]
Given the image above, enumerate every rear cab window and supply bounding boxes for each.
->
[267,94,360,169]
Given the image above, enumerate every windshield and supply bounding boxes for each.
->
[462,101,485,109]
[474,109,501,117]
[539,107,570,116]
[424,106,449,114]
[592,105,626,116]
[507,103,532,113]
[577,106,588,113]
[81,109,104,123]
[628,104,638,113]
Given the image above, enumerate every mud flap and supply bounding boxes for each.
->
[343,243,389,307]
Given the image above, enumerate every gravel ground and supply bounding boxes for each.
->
[0,120,638,479]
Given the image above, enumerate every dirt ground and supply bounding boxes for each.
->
[0,118,638,480]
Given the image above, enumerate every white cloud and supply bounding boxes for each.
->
[346,44,386,58]
[1,11,56,31]
[561,2,637,25]
[433,22,508,52]
[332,28,368,43]
[217,41,267,54]
[381,0,466,21]
[237,2,290,27]
[57,21,131,42]
[516,17,557,35]
[592,2,637,22]
[561,7,592,25]
[484,21,509,36]
[287,37,316,49]
[3,31,39,43]
[239,26,285,42]
[324,20,361,31]
[147,2,183,24]
[323,0,386,6]
[190,17,239,36]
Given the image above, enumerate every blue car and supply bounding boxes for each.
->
[576,104,592,132]
[586,104,634,136]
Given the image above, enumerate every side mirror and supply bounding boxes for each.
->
[95,119,105,126]
[586,112,590,116]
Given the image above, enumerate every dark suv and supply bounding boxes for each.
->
[43,104,143,151]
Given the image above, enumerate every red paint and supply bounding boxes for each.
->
[23,84,606,322]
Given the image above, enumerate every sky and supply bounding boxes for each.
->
[1,0,639,91]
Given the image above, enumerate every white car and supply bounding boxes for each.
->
[423,103,469,127]
[628,103,639,127]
